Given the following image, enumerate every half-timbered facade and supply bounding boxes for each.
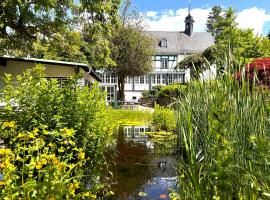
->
[99,12,214,102]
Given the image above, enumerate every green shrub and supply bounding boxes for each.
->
[157,84,187,106]
[152,105,176,132]
[142,85,163,98]
[0,66,112,199]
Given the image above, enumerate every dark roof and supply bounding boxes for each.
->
[0,56,102,82]
[146,31,214,55]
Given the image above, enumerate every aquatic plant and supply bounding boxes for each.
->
[176,64,270,199]
[152,105,176,132]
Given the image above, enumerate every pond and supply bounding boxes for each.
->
[107,125,178,200]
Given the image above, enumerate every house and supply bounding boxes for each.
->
[0,56,102,87]
[99,11,215,102]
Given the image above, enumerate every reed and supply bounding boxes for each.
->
[176,55,270,199]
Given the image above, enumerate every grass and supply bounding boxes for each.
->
[176,65,270,199]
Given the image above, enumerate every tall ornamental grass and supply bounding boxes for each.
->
[176,71,270,199]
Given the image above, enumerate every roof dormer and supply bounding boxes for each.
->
[159,38,167,48]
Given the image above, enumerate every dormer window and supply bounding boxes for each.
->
[160,38,167,48]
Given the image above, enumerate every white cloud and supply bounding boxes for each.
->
[146,11,158,18]
[145,8,210,32]
[236,7,270,35]
[145,7,270,35]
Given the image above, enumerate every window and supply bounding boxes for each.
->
[135,76,139,84]
[151,74,156,84]
[139,76,144,84]
[157,74,161,84]
[134,128,140,137]
[160,38,167,48]
[101,74,105,83]
[101,73,116,84]
[168,74,173,84]
[124,127,133,137]
[162,74,167,84]
[125,76,132,84]
[106,86,115,101]
[161,58,169,68]
[111,75,116,83]
[106,74,110,83]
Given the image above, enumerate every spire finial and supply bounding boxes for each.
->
[188,0,191,14]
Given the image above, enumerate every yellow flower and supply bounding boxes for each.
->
[60,128,75,137]
[73,180,80,189]
[16,132,25,139]
[36,162,43,170]
[83,192,97,198]
[48,142,54,147]
[0,149,12,155]
[28,132,35,139]
[0,181,6,186]
[33,128,39,135]
[59,147,65,153]
[78,151,85,160]
[2,121,15,129]
[52,157,59,165]
[72,147,79,151]
[57,163,63,170]
[41,158,47,165]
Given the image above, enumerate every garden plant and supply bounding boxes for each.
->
[0,66,113,199]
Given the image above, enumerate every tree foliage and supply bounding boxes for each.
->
[108,0,155,100]
[206,5,223,40]
[0,0,73,53]
[0,0,121,68]
[205,6,270,74]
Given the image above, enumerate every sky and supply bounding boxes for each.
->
[131,0,270,35]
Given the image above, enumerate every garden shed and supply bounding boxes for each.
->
[0,56,102,87]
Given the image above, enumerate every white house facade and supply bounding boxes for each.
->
[99,12,214,102]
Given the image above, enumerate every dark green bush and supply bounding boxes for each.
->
[142,85,163,98]
[157,84,187,106]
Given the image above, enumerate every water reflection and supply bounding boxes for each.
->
[108,125,177,200]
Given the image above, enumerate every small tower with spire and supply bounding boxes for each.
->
[184,0,194,36]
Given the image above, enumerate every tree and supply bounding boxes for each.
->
[108,0,155,101]
[32,31,87,63]
[0,0,73,54]
[0,0,121,68]
[267,31,270,40]
[206,5,223,40]
[78,0,121,68]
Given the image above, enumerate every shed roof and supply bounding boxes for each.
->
[0,56,102,82]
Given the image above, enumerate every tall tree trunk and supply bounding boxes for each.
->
[118,75,125,101]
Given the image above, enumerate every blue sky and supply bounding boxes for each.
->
[132,0,270,35]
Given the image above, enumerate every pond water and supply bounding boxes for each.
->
[107,125,178,200]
